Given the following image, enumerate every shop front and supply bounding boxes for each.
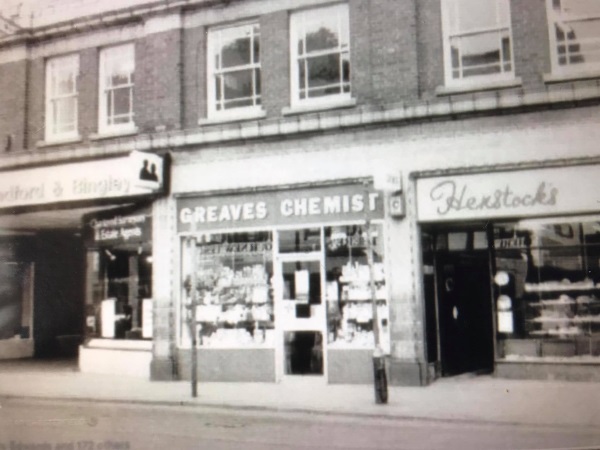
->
[78,204,154,377]
[0,151,164,365]
[176,181,391,383]
[416,163,600,381]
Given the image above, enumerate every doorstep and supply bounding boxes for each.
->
[79,338,152,378]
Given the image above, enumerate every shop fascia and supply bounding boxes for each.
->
[416,164,600,222]
[178,183,384,232]
[0,151,164,210]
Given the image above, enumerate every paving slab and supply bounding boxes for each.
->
[0,360,599,429]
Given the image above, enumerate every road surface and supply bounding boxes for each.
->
[0,397,599,450]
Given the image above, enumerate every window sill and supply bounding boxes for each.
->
[199,109,266,126]
[543,70,600,84]
[282,97,357,116]
[36,135,82,148]
[436,77,522,96]
[90,127,139,141]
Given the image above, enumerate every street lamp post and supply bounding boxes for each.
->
[364,180,388,404]
[185,233,199,398]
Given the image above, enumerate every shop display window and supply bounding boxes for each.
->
[324,224,390,351]
[183,232,275,348]
[87,248,152,340]
[494,219,600,360]
[0,262,33,340]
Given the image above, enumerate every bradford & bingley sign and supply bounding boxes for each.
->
[0,151,163,210]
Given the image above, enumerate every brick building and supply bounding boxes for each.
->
[1,0,600,385]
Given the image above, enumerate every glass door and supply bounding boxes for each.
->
[275,252,327,380]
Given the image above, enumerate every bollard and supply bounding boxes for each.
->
[372,346,388,404]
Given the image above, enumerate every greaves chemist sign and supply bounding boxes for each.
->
[177,184,384,232]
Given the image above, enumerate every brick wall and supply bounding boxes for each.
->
[511,0,551,89]
[182,24,205,128]
[416,0,444,99]
[351,0,419,105]
[3,0,595,153]
[417,0,553,97]
[261,10,290,118]
[136,28,182,133]
[26,57,45,149]
[0,59,26,153]
[78,47,98,141]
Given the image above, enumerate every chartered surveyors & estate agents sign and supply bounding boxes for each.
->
[416,164,600,222]
[84,206,151,247]
[177,183,384,232]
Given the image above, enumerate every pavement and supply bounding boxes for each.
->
[0,359,599,429]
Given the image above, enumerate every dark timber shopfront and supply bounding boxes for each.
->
[416,163,600,381]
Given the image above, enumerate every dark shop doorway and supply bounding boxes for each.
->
[424,228,495,377]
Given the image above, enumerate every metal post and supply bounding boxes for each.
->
[188,234,199,398]
[364,180,388,404]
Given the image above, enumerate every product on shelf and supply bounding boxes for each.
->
[191,257,274,347]
[525,283,600,339]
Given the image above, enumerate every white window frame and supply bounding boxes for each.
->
[289,3,351,109]
[206,22,262,121]
[98,43,135,135]
[45,54,79,142]
[546,0,600,77]
[441,0,516,89]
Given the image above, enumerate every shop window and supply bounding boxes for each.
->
[0,263,33,340]
[494,219,600,360]
[87,248,152,340]
[98,43,135,135]
[547,0,600,76]
[45,54,79,142]
[278,228,321,253]
[324,224,390,351]
[441,0,515,88]
[182,232,275,348]
[289,3,351,108]
[206,23,262,120]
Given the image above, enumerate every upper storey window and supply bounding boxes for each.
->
[290,4,351,108]
[207,23,262,119]
[99,43,135,135]
[441,0,515,87]
[547,0,600,76]
[45,54,79,141]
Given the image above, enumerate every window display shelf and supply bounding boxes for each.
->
[529,328,583,337]
[524,281,597,292]
[199,328,276,348]
[343,298,388,303]
[328,339,376,350]
[529,298,599,307]
[525,286,600,341]
[327,258,390,352]
[529,316,600,324]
